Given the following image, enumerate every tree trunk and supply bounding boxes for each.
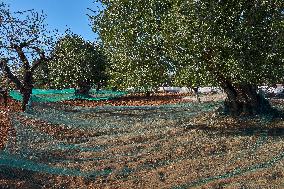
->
[145,91,151,97]
[20,71,33,112]
[75,81,91,96]
[193,87,200,103]
[75,87,90,96]
[21,88,32,111]
[96,81,103,92]
[223,83,272,116]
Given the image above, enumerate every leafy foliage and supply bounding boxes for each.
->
[91,0,174,91]
[92,0,284,88]
[33,59,49,89]
[48,34,107,90]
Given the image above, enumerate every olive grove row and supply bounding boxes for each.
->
[0,1,283,115]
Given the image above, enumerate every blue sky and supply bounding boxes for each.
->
[3,0,100,41]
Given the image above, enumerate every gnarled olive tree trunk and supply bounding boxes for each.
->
[207,66,273,116]
[222,82,271,116]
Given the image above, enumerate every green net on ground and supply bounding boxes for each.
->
[1,100,284,188]
[9,89,127,102]
[1,102,219,176]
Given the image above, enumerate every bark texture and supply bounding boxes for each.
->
[20,71,33,111]
[75,81,91,96]
[223,83,272,116]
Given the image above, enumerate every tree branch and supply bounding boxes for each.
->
[19,38,38,48]
[12,44,30,70]
[30,46,48,72]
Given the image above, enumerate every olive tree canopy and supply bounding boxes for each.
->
[92,0,284,115]
[48,34,107,94]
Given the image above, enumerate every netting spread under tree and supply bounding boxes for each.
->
[92,0,284,115]
[0,3,55,111]
[48,34,107,95]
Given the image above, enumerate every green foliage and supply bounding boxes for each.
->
[92,0,284,88]
[92,0,173,91]
[33,60,49,89]
[172,0,284,86]
[48,34,107,89]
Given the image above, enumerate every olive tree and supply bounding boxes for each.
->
[0,3,54,111]
[91,0,172,94]
[92,0,284,115]
[48,34,107,95]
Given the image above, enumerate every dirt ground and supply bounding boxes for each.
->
[1,94,284,188]
[1,93,194,152]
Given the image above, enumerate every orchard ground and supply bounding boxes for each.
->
[1,92,284,188]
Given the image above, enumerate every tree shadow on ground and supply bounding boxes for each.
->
[183,123,284,137]
[0,165,43,188]
[76,106,196,120]
[111,94,185,101]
